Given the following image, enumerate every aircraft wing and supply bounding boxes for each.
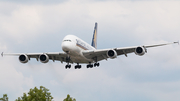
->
[1,52,73,63]
[83,41,179,62]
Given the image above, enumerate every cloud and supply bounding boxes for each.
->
[0,57,34,100]
[0,3,43,44]
[0,0,180,101]
[50,80,59,86]
[0,0,66,4]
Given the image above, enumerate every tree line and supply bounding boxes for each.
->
[0,86,76,101]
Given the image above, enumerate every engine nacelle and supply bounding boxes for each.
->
[39,54,49,63]
[19,54,29,63]
[107,49,117,59]
[135,46,146,56]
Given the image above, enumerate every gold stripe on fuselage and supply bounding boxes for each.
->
[76,44,88,50]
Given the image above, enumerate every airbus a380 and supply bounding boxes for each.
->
[1,23,179,69]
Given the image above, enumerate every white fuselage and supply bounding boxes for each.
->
[61,35,96,63]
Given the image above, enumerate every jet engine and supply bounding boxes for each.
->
[135,46,146,56]
[19,54,29,63]
[39,54,49,63]
[107,49,117,59]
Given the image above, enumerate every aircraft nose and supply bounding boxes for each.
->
[62,42,72,53]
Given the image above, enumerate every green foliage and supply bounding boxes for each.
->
[1,88,76,101]
[63,94,76,101]
[15,86,53,101]
[0,94,8,101]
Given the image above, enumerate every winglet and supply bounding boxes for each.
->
[91,22,98,49]
[1,52,3,57]
[174,41,179,45]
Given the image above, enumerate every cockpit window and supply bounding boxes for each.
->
[63,40,71,42]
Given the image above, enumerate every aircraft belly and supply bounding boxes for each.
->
[70,55,92,63]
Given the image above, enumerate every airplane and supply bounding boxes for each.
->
[1,23,179,69]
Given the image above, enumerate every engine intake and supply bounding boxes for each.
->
[135,46,146,56]
[39,54,49,63]
[107,49,117,59]
[19,54,28,63]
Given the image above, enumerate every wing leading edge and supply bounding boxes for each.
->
[2,41,178,64]
[83,41,179,62]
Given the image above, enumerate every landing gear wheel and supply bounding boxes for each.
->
[94,63,100,67]
[69,65,71,68]
[79,65,82,69]
[65,65,71,69]
[65,65,68,69]
[75,64,81,69]
[87,64,93,68]
[97,63,100,67]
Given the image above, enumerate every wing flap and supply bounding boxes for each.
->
[83,47,135,62]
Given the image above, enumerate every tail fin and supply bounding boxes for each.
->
[91,22,98,49]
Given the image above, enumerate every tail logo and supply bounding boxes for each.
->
[91,23,97,49]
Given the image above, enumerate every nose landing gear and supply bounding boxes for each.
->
[65,56,71,69]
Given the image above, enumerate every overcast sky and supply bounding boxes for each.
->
[0,0,180,101]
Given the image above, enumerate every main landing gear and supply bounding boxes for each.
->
[65,64,71,69]
[94,63,100,67]
[65,63,100,69]
[75,63,81,69]
[87,63,100,68]
[65,63,81,69]
[87,63,93,68]
[65,64,81,69]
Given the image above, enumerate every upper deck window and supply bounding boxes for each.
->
[63,40,71,42]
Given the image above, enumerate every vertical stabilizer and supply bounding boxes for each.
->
[91,22,98,49]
